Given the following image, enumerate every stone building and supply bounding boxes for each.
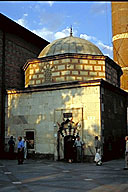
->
[5,33,128,161]
[0,13,49,157]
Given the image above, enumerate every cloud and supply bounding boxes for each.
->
[54,27,77,39]
[34,1,54,6]
[32,27,77,42]
[48,1,54,7]
[54,30,69,39]
[32,27,54,42]
[23,13,28,17]
[80,33,113,58]
[80,34,97,41]
[14,14,28,28]
[97,40,113,52]
[96,41,113,58]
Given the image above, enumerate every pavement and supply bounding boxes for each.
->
[0,158,128,192]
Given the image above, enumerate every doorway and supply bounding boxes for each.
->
[25,131,34,149]
[64,135,76,162]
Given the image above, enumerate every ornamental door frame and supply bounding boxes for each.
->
[54,108,83,160]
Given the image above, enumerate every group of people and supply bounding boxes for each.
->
[94,135,128,169]
[73,135,102,165]
[67,135,102,165]
[8,134,128,169]
[65,135,85,163]
[66,135,102,165]
[8,136,28,165]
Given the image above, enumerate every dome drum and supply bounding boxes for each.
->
[23,54,120,89]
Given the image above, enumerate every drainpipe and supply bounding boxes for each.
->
[0,30,6,158]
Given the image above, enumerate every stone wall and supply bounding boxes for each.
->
[5,83,101,160]
[101,85,127,160]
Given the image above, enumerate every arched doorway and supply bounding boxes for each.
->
[57,118,81,161]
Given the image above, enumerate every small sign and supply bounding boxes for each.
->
[63,113,72,118]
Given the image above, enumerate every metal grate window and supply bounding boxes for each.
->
[44,68,52,83]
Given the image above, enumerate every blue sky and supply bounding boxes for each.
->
[0,1,113,58]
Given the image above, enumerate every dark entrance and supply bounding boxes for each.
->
[64,135,76,162]
[57,117,81,161]
[26,131,34,149]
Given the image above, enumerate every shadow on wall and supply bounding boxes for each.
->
[4,77,126,161]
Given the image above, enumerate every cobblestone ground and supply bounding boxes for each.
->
[0,159,128,192]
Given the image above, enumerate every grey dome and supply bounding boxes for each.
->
[38,36,103,58]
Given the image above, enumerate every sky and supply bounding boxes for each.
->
[0,1,113,58]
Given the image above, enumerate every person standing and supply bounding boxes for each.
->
[124,136,128,170]
[23,137,28,160]
[74,136,84,162]
[94,136,102,166]
[94,136,101,153]
[8,136,15,159]
[17,136,24,165]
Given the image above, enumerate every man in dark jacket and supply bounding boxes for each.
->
[8,136,15,159]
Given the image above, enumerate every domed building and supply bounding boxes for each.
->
[5,31,127,161]
[23,33,121,88]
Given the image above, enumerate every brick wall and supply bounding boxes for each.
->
[2,32,44,89]
[24,54,121,88]
[0,26,48,156]
[111,2,128,91]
